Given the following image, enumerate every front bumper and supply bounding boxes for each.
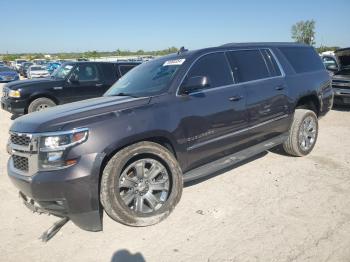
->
[333,88,350,105]
[1,96,26,114]
[7,153,104,231]
[0,76,19,82]
[30,75,49,78]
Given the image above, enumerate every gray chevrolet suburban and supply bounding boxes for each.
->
[7,43,333,233]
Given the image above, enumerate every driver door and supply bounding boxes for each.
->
[64,64,103,103]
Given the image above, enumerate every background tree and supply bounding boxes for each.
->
[291,20,316,46]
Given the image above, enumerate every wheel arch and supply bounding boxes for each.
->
[99,133,181,178]
[26,93,60,113]
[295,94,320,116]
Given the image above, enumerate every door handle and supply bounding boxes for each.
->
[275,85,285,91]
[229,95,243,102]
[95,83,103,87]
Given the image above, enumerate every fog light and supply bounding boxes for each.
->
[47,151,63,162]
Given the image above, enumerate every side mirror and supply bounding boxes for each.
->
[179,76,211,95]
[326,64,338,72]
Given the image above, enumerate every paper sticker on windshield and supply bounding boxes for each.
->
[163,59,185,66]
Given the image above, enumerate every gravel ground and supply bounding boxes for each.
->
[1,82,350,262]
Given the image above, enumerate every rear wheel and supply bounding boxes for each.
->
[100,141,183,226]
[27,97,56,113]
[283,109,318,156]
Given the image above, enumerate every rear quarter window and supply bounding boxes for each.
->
[99,63,118,81]
[279,47,324,73]
[119,65,136,76]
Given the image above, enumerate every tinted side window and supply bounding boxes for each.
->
[187,52,233,88]
[279,47,324,73]
[226,50,270,83]
[73,64,99,81]
[119,65,135,76]
[261,49,282,77]
[99,63,117,81]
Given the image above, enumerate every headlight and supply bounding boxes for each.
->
[8,90,21,98]
[38,128,88,170]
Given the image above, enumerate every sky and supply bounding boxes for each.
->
[1,0,349,54]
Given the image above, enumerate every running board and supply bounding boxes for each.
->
[183,133,288,183]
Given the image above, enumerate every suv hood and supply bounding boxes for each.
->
[10,96,151,133]
[6,78,61,90]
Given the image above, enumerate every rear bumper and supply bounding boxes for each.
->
[7,153,105,231]
[333,88,350,105]
[1,96,26,115]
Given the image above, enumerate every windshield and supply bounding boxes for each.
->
[16,60,26,64]
[105,58,183,97]
[52,64,74,79]
[31,66,45,71]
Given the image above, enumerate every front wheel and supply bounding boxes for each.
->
[283,109,318,156]
[100,141,183,226]
[27,97,56,113]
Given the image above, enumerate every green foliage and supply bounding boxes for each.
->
[1,54,21,62]
[0,47,180,60]
[291,20,316,46]
[114,47,178,56]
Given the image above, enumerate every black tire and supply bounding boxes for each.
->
[27,97,56,113]
[100,141,183,227]
[283,109,318,156]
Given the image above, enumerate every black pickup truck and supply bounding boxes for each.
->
[7,43,333,233]
[1,61,140,115]
[327,48,350,105]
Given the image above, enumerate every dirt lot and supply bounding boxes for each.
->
[1,82,350,262]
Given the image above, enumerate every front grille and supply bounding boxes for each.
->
[2,88,8,98]
[13,155,29,172]
[332,80,350,89]
[10,133,31,146]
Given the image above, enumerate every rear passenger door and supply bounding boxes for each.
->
[226,49,290,141]
[98,63,119,94]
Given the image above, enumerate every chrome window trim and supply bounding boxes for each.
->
[176,48,286,97]
[187,114,289,151]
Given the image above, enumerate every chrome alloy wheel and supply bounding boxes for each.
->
[299,116,317,151]
[118,158,170,214]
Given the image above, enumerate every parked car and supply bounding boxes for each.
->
[19,62,34,77]
[329,48,350,106]
[46,62,61,74]
[0,61,5,66]
[5,42,333,232]
[32,59,46,65]
[27,65,50,79]
[1,61,140,115]
[14,59,27,71]
[0,66,19,82]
